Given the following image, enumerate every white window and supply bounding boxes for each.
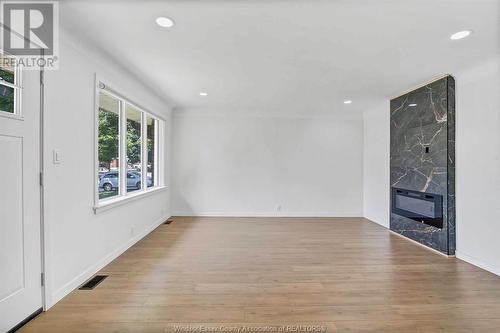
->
[95,80,164,209]
[0,53,21,116]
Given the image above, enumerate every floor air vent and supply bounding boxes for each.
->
[79,275,108,290]
[164,217,174,224]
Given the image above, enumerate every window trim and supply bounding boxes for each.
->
[94,185,167,214]
[93,75,166,213]
[0,51,23,120]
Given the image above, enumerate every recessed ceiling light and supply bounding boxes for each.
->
[450,30,472,40]
[199,92,208,96]
[409,103,417,107]
[343,100,352,104]
[156,16,175,28]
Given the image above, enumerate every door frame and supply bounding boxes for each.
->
[39,51,48,311]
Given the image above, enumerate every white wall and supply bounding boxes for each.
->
[362,103,390,228]
[43,29,173,308]
[362,57,500,276]
[455,57,500,276]
[172,110,364,217]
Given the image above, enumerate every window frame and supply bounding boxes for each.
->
[94,76,166,213]
[145,114,160,188]
[0,51,22,120]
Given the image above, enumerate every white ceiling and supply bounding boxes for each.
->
[61,0,500,115]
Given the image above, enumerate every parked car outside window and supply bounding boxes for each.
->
[98,171,153,195]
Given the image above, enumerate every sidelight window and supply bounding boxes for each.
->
[0,54,21,115]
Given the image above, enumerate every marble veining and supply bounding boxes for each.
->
[390,76,455,255]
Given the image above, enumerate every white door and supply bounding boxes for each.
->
[0,58,43,332]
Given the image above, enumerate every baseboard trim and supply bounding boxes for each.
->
[362,215,389,228]
[48,213,170,308]
[389,230,453,257]
[364,217,500,276]
[363,217,452,257]
[173,211,362,218]
[456,250,500,277]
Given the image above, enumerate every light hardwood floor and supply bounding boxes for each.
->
[21,217,500,333]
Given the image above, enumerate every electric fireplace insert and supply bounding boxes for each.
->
[391,187,443,229]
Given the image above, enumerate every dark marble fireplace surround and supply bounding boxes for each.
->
[390,76,455,255]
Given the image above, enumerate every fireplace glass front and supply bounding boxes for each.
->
[391,187,443,228]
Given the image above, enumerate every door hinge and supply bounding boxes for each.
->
[41,273,45,286]
[39,172,44,187]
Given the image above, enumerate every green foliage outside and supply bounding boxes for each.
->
[98,108,157,194]
[127,119,141,167]
[0,68,14,83]
[99,108,152,170]
[147,124,155,170]
[0,68,15,113]
[98,108,119,169]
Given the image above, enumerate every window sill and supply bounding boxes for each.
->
[93,186,167,214]
[0,112,23,121]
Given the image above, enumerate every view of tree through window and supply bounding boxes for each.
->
[98,92,120,200]
[0,58,16,114]
[126,105,142,192]
[147,115,157,187]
